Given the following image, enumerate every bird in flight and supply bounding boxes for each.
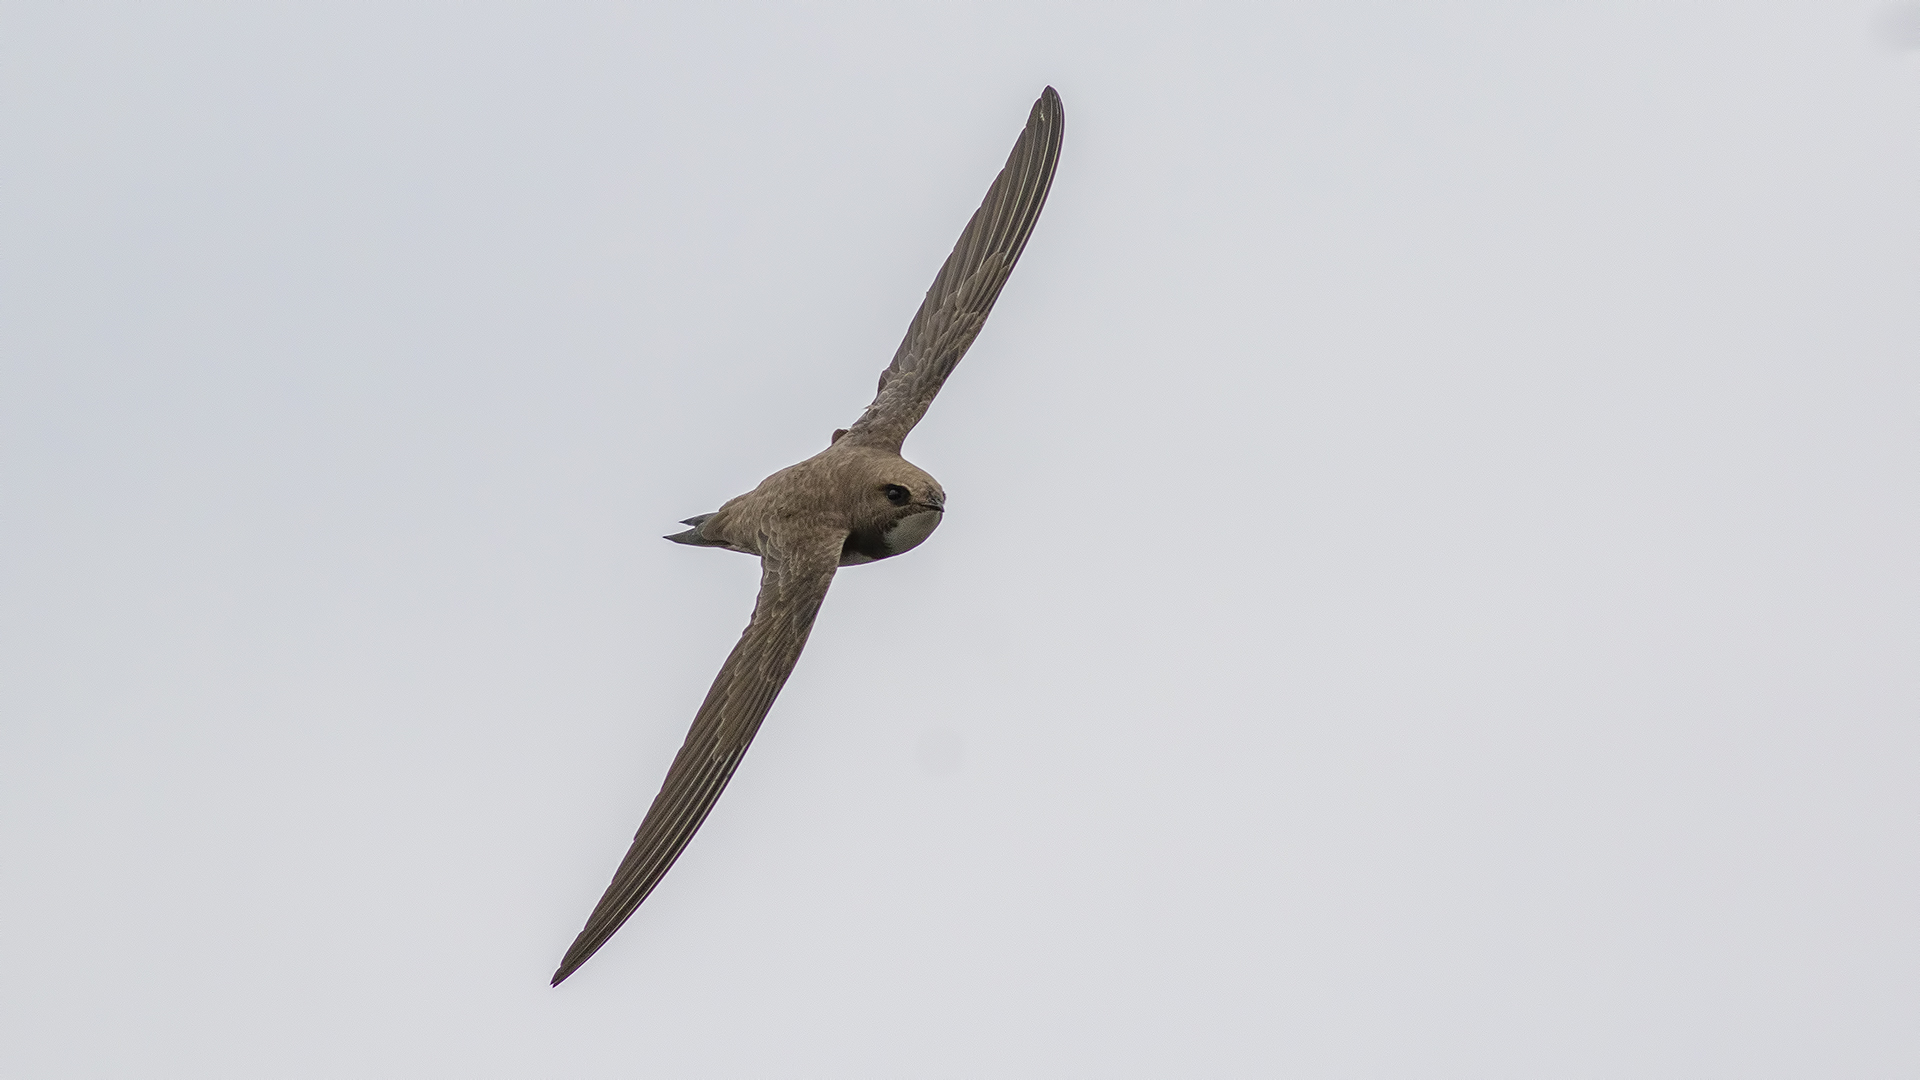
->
[552,87,1064,986]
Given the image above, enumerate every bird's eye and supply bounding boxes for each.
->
[883,484,911,505]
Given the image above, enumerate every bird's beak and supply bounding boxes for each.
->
[916,501,945,513]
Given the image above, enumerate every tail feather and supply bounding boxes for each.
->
[665,513,726,547]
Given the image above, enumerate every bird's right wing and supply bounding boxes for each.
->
[551,525,845,985]
[838,86,1064,454]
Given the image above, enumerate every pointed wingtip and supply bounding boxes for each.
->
[1027,87,1063,138]
[551,950,587,986]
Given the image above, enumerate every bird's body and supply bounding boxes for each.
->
[665,442,946,567]
[552,87,1063,986]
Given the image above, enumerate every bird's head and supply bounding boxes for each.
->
[839,457,945,565]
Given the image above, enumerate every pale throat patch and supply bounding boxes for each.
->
[884,509,943,555]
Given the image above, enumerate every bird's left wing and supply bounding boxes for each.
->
[551,525,846,985]
[838,86,1064,454]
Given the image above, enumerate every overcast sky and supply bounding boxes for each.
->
[4,3,1917,1076]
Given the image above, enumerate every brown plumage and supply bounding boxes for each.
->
[551,87,1064,986]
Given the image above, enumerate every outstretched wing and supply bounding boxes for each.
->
[551,527,845,985]
[839,86,1064,454]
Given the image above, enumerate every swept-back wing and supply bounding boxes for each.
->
[552,528,844,985]
[840,87,1064,452]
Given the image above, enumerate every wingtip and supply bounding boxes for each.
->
[551,949,588,986]
[1026,87,1063,141]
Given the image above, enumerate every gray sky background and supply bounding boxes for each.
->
[4,2,1917,1076]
